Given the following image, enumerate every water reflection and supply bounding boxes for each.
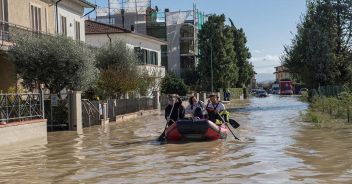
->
[1,95,352,183]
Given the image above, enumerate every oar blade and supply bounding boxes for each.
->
[229,119,240,129]
[157,132,166,141]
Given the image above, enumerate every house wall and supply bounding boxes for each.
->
[57,1,85,41]
[8,0,55,33]
[86,33,163,66]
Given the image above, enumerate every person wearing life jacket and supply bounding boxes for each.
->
[165,95,185,125]
[205,94,230,125]
[185,95,205,118]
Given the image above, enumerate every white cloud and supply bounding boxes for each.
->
[252,49,263,54]
[249,55,281,74]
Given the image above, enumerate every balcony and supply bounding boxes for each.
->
[0,20,46,50]
[136,64,166,78]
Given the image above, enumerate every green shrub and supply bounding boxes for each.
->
[160,73,189,96]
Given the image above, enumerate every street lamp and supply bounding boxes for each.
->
[210,37,214,93]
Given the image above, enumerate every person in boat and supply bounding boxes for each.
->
[205,94,230,125]
[185,95,205,118]
[165,95,185,125]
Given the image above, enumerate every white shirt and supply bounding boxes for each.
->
[205,101,225,112]
[185,100,205,114]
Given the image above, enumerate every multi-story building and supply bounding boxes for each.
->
[95,1,206,80]
[0,0,95,92]
[56,0,95,41]
[274,65,291,81]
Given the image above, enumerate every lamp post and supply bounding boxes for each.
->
[210,37,214,93]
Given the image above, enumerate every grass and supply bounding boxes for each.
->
[302,109,350,128]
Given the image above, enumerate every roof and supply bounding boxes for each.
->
[85,20,131,34]
[85,20,167,45]
[76,0,96,8]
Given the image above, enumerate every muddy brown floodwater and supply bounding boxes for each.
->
[1,95,352,184]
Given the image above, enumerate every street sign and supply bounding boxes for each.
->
[51,94,59,107]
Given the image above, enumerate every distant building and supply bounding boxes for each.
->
[274,65,291,81]
[251,72,257,89]
[85,20,166,94]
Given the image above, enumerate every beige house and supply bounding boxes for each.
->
[0,0,95,92]
[0,0,56,92]
[274,65,291,81]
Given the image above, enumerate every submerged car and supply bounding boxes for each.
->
[256,90,268,97]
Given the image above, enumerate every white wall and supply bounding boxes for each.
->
[86,33,163,66]
[57,1,85,41]
[0,120,47,146]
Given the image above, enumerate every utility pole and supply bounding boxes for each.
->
[108,0,111,24]
[134,0,138,32]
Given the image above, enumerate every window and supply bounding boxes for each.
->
[31,5,41,31]
[75,21,80,40]
[0,0,8,22]
[150,51,158,65]
[180,56,195,69]
[143,49,148,64]
[134,47,144,64]
[61,16,67,35]
[0,0,8,39]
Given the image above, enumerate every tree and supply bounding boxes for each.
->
[229,18,255,87]
[160,73,188,96]
[197,14,238,91]
[9,33,98,94]
[95,40,141,98]
[282,0,352,88]
[96,41,155,97]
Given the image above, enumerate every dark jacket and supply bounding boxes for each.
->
[165,98,185,122]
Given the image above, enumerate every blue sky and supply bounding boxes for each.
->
[93,0,307,82]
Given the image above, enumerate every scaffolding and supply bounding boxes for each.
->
[95,1,207,79]
[96,0,151,33]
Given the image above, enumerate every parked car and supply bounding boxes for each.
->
[250,89,259,95]
[256,90,268,97]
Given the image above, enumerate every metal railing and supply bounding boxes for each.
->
[0,93,44,123]
[0,20,47,48]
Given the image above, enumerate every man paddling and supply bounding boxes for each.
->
[205,94,229,125]
[158,95,185,141]
[165,95,185,124]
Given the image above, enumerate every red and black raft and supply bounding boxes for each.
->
[165,119,228,141]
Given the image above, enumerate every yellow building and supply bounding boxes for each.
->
[0,0,55,92]
[274,65,291,81]
[0,0,95,92]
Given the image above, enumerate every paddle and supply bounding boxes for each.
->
[217,112,240,140]
[157,100,176,141]
[229,118,240,129]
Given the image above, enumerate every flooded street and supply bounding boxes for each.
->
[1,95,352,183]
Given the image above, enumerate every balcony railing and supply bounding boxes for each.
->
[137,64,166,78]
[0,93,44,123]
[0,20,46,48]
